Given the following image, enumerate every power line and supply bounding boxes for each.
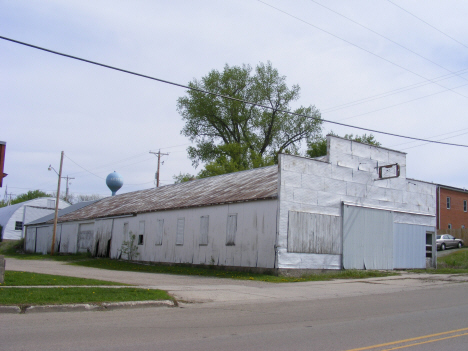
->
[391,127,468,148]
[400,131,468,151]
[256,1,468,100]
[322,68,468,114]
[335,80,468,122]
[68,151,149,176]
[64,155,106,180]
[310,0,468,81]
[1,35,468,148]
[385,0,468,50]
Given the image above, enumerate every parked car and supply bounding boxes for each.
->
[436,234,464,250]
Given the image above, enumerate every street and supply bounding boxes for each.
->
[1,258,467,350]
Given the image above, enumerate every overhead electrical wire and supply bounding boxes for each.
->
[64,155,106,180]
[68,151,149,176]
[310,0,468,81]
[400,131,468,151]
[391,127,468,148]
[1,35,468,148]
[322,68,468,114]
[385,0,468,50]
[256,1,468,100]
[336,80,468,122]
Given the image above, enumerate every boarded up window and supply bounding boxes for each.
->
[287,211,341,254]
[47,199,55,208]
[176,218,185,245]
[226,214,237,246]
[123,223,129,236]
[199,216,209,245]
[139,221,145,235]
[155,219,164,245]
[77,223,94,253]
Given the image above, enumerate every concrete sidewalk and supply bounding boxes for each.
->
[5,258,468,306]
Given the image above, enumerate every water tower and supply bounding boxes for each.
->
[106,171,123,196]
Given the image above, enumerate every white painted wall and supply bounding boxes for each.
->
[25,199,278,269]
[277,136,437,270]
[108,200,278,268]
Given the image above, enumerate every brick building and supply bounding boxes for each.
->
[436,185,468,230]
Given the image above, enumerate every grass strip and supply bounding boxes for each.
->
[2,240,397,282]
[438,248,468,269]
[71,257,397,282]
[410,248,468,274]
[0,287,172,306]
[2,271,127,286]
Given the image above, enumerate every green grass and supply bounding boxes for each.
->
[410,248,468,274]
[434,248,468,273]
[70,257,397,282]
[0,270,172,306]
[1,240,397,282]
[2,271,127,286]
[0,287,172,306]
[0,240,92,261]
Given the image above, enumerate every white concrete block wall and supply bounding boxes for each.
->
[277,136,437,270]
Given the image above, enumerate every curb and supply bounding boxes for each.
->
[0,300,176,314]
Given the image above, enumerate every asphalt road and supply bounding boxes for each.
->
[2,258,468,350]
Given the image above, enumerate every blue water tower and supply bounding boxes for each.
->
[106,171,123,196]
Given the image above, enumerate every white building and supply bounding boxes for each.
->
[0,197,69,240]
[25,136,437,271]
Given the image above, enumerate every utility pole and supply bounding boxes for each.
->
[51,151,64,256]
[62,175,75,201]
[5,192,15,206]
[149,150,169,187]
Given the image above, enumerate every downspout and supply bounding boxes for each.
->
[274,155,282,271]
[438,186,441,230]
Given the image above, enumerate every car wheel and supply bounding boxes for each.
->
[458,242,463,248]
[441,243,446,251]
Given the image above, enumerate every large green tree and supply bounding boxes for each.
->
[306,133,381,158]
[177,62,322,178]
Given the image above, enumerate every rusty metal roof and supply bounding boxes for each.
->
[56,165,278,223]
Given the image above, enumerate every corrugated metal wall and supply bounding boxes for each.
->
[343,205,394,270]
[393,223,429,269]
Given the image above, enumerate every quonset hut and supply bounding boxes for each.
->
[24,136,437,272]
[0,197,69,241]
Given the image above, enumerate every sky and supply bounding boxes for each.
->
[2,0,468,199]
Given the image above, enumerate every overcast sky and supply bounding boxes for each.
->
[2,0,468,199]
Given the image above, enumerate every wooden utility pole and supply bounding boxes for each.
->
[149,150,169,187]
[63,175,75,201]
[51,151,64,256]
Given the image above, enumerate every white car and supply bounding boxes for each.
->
[436,234,464,251]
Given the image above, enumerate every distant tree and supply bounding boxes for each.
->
[50,191,73,205]
[0,190,51,208]
[173,173,197,184]
[306,133,381,158]
[75,194,104,202]
[177,61,322,178]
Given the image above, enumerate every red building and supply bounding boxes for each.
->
[436,184,468,230]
